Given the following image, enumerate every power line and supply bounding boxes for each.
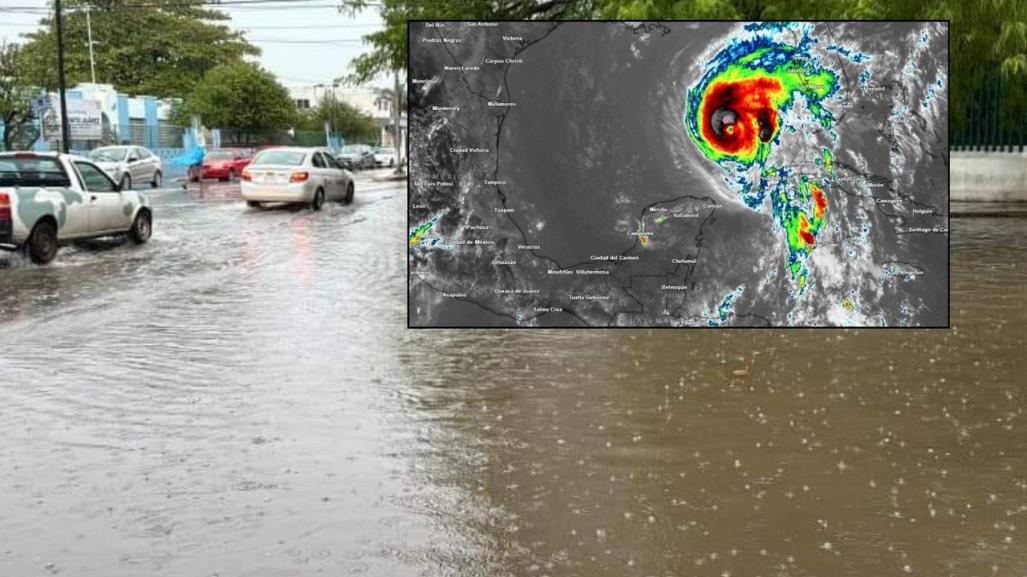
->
[238,23,379,29]
[0,0,377,13]
[0,21,380,29]
[250,37,366,43]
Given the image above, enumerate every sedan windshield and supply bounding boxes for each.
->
[252,150,306,166]
[90,147,129,162]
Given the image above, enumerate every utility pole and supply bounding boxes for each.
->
[392,68,403,174]
[54,0,71,153]
[86,6,96,84]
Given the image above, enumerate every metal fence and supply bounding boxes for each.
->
[951,73,1027,153]
[215,128,379,148]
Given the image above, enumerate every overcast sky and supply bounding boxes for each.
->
[0,0,389,88]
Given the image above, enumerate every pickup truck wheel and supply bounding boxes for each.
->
[343,182,354,204]
[120,174,132,191]
[151,171,162,188]
[311,188,324,211]
[129,211,152,244]
[246,200,261,208]
[26,221,58,264]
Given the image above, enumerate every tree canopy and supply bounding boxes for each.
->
[18,0,258,98]
[0,42,41,151]
[178,61,297,144]
[344,0,1027,139]
[297,94,379,142]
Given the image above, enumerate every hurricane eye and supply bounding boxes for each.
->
[710,108,738,136]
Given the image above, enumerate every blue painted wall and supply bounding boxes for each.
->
[142,96,158,149]
[117,94,130,144]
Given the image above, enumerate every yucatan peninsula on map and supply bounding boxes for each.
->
[408,21,949,328]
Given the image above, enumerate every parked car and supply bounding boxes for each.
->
[202,149,252,181]
[0,152,152,264]
[241,147,354,210]
[335,144,375,170]
[373,147,397,168]
[89,145,163,190]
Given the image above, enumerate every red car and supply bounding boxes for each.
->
[201,149,253,181]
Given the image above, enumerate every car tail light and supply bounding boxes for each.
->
[0,193,10,221]
[289,171,309,183]
[241,169,252,182]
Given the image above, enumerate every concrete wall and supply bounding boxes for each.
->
[951,151,1027,202]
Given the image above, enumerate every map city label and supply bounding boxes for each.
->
[590,255,639,261]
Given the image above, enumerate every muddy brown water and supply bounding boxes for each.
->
[0,192,1023,576]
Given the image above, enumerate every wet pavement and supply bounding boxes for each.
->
[0,186,1024,576]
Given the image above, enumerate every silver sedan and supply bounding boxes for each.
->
[89,145,163,190]
[241,147,354,210]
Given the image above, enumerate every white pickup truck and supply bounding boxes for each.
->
[0,151,152,264]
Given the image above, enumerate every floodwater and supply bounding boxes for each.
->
[0,187,1023,576]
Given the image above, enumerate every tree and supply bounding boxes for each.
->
[0,43,40,151]
[179,62,297,145]
[299,94,379,143]
[344,0,1027,146]
[18,0,258,98]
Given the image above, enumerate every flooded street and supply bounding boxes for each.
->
[1,187,1024,576]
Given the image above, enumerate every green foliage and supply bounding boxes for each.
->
[0,43,40,151]
[180,61,297,144]
[18,0,258,98]
[346,0,1027,142]
[297,94,379,142]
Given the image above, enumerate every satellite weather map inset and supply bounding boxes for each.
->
[408,21,949,328]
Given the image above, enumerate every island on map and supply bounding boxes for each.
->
[408,21,949,328]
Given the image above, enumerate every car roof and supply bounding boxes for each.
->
[256,146,324,153]
[0,151,61,158]
[0,151,96,163]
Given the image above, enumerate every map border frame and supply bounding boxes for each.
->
[406,19,951,330]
